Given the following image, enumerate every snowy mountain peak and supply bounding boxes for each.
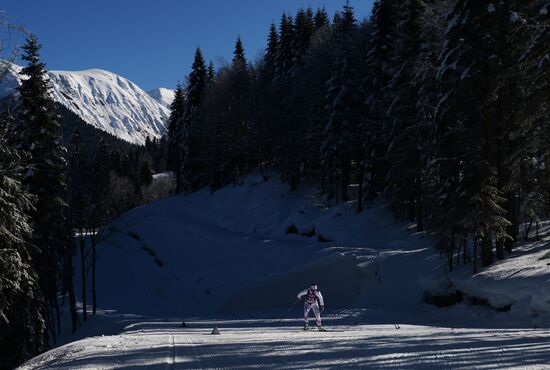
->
[147,87,176,109]
[0,61,169,145]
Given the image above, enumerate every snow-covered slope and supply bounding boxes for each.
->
[75,172,434,317]
[147,87,175,109]
[17,174,550,369]
[0,61,22,98]
[0,61,169,145]
[422,222,550,328]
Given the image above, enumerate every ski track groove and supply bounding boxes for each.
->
[166,333,175,370]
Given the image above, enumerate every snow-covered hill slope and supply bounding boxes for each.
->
[421,223,550,328]
[17,174,550,369]
[0,61,169,145]
[147,87,175,109]
[84,173,433,317]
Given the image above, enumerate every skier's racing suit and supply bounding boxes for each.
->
[297,287,324,327]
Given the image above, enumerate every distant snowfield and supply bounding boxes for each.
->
[0,61,169,145]
[17,174,550,369]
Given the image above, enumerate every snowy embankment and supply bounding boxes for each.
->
[421,223,550,328]
[17,173,550,369]
[86,172,433,317]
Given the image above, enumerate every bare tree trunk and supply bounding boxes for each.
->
[66,239,78,333]
[357,167,364,213]
[524,218,533,241]
[341,159,351,202]
[462,239,468,264]
[79,228,87,322]
[495,237,504,260]
[55,297,61,335]
[448,237,455,271]
[415,175,424,232]
[481,233,493,267]
[91,230,97,316]
[473,238,478,274]
[456,239,461,267]
[505,193,517,254]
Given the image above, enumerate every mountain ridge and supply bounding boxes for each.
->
[0,61,169,145]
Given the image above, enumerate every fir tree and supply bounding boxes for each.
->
[314,7,330,30]
[322,2,362,204]
[273,13,294,91]
[0,111,46,370]
[88,139,111,315]
[362,0,401,201]
[291,8,314,71]
[140,160,153,187]
[207,61,216,82]
[180,47,208,192]
[166,83,185,179]
[16,35,68,341]
[67,127,89,322]
[265,22,279,75]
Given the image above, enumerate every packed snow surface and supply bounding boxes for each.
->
[18,318,550,369]
[0,60,169,145]
[17,174,550,369]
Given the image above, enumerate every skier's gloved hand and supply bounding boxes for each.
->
[320,305,324,312]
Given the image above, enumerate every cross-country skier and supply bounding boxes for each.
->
[297,283,326,331]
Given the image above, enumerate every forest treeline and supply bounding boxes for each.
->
[166,0,550,271]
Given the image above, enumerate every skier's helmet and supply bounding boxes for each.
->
[310,283,317,290]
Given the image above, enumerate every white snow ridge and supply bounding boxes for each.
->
[147,87,176,109]
[0,61,169,145]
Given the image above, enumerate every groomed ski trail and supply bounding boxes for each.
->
[17,318,550,369]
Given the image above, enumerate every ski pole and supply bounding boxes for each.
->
[276,298,300,326]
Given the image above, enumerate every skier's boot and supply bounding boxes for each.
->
[317,325,326,332]
[303,322,309,331]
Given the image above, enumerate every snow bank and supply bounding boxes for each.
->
[421,222,550,325]
[88,173,433,317]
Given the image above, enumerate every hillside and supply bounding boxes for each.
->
[80,173,434,317]
[17,174,550,369]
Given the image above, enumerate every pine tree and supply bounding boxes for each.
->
[180,47,208,192]
[273,13,294,92]
[0,111,46,370]
[166,83,185,180]
[67,127,89,322]
[434,0,523,268]
[384,0,433,229]
[265,22,279,76]
[322,2,362,204]
[16,35,68,341]
[362,0,401,202]
[291,8,314,71]
[207,61,216,82]
[140,160,153,187]
[225,37,251,185]
[314,7,330,30]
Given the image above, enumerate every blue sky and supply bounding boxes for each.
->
[2,0,373,91]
